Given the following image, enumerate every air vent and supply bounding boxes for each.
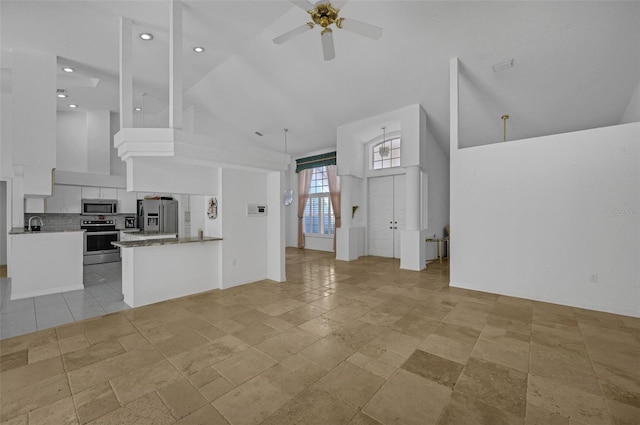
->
[56,89,66,94]
[493,59,515,73]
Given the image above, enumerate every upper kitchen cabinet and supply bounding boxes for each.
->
[46,185,81,213]
[117,189,137,214]
[81,186,117,200]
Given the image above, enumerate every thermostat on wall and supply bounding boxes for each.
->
[247,204,267,216]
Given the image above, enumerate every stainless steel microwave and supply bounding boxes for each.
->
[81,199,118,215]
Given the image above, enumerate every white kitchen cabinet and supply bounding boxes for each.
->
[101,187,118,199]
[117,189,138,214]
[81,186,101,199]
[46,185,81,213]
[64,186,82,213]
[81,186,118,200]
[25,198,45,213]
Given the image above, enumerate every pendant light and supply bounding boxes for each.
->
[379,126,390,158]
[502,114,509,142]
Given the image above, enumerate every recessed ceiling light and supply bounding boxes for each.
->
[69,104,78,108]
[193,47,205,53]
[134,107,142,111]
[62,67,74,73]
[139,33,154,41]
[57,94,68,98]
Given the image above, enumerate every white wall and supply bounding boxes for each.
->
[57,110,113,175]
[87,110,111,175]
[0,181,7,265]
[621,80,640,124]
[110,112,126,176]
[451,123,640,317]
[422,108,450,262]
[57,112,88,173]
[220,168,268,288]
[1,94,13,179]
[12,50,56,169]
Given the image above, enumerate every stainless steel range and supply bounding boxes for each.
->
[81,220,120,265]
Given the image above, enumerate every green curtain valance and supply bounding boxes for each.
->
[295,151,336,173]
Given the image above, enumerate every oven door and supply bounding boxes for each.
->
[84,231,119,256]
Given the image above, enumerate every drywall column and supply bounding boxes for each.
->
[119,17,133,129]
[400,164,424,271]
[267,171,286,282]
[169,0,183,129]
[337,174,356,261]
[405,165,421,231]
[450,57,459,275]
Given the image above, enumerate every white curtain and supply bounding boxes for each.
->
[327,165,341,252]
[297,169,313,248]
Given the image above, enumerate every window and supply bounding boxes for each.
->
[304,166,335,235]
[372,137,401,169]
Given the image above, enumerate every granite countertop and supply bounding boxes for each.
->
[132,231,176,237]
[119,228,141,233]
[9,227,85,235]
[112,236,223,248]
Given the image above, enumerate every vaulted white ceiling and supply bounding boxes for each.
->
[2,1,639,157]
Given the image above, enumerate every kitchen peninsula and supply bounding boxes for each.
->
[8,228,84,299]
[112,236,222,308]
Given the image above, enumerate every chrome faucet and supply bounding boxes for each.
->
[28,216,44,231]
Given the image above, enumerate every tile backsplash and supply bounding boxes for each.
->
[23,214,136,230]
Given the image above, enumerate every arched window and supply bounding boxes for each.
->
[372,137,401,169]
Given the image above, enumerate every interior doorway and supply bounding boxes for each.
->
[368,174,405,258]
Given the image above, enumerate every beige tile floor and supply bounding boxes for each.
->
[0,248,639,425]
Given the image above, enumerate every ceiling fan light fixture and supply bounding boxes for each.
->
[274,1,382,60]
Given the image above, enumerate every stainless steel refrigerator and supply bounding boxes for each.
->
[141,199,178,233]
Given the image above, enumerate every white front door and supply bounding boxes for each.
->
[368,174,405,259]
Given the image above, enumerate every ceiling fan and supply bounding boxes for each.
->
[273,0,383,61]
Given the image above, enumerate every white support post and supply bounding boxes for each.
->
[405,165,421,231]
[169,0,183,129]
[120,17,133,129]
[450,57,459,153]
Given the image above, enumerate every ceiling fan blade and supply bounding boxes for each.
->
[331,0,349,9]
[321,29,335,61]
[337,18,383,40]
[273,23,314,45]
[289,0,315,12]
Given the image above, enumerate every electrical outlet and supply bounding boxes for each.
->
[589,274,598,283]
